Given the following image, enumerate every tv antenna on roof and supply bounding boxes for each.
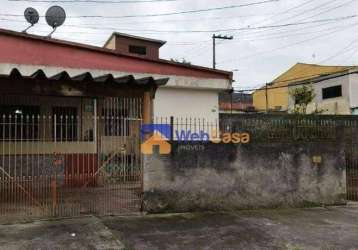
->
[23,7,39,33]
[46,6,66,37]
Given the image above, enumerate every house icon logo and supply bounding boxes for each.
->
[141,124,172,155]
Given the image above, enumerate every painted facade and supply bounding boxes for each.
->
[288,69,358,115]
[253,63,354,112]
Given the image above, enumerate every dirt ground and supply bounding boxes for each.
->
[1,206,358,250]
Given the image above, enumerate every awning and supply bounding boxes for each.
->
[0,68,169,97]
[4,68,169,87]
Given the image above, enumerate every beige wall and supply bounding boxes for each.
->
[253,87,289,112]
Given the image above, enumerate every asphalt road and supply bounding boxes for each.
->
[1,206,358,250]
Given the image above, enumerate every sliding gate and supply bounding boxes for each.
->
[0,97,143,222]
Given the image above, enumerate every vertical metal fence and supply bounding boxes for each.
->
[0,96,143,223]
[154,116,219,141]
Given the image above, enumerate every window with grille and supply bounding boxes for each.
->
[0,105,40,140]
[102,108,130,136]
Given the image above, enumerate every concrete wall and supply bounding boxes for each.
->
[144,142,346,213]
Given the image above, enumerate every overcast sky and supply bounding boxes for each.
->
[0,0,358,90]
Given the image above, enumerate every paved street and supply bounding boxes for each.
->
[0,216,125,250]
[1,206,358,250]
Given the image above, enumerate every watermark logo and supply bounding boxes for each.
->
[141,124,250,155]
[141,124,172,155]
[176,129,250,144]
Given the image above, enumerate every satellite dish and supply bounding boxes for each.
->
[25,8,39,25]
[23,7,39,33]
[46,6,66,36]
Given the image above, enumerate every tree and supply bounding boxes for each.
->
[290,85,316,114]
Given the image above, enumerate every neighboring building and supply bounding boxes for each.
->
[253,63,354,112]
[219,92,254,113]
[288,68,358,115]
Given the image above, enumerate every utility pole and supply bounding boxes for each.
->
[212,34,233,69]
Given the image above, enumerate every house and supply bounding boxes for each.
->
[253,63,354,112]
[0,28,231,219]
[288,68,358,115]
[103,32,232,123]
[0,30,232,123]
[219,92,254,114]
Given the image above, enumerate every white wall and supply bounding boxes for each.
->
[288,74,352,114]
[313,74,350,103]
[0,63,231,91]
[153,87,219,123]
[349,72,358,109]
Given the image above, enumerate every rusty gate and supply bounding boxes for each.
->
[0,96,143,222]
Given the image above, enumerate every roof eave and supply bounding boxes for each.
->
[0,28,232,80]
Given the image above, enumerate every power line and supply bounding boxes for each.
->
[2,12,352,37]
[234,68,358,93]
[77,15,355,33]
[186,21,351,65]
[319,39,358,63]
[239,0,355,37]
[0,0,279,19]
[233,36,358,91]
[240,0,317,30]
[218,20,358,64]
[1,11,354,34]
[238,21,354,42]
[24,15,358,34]
[41,15,357,45]
[8,0,176,3]
[0,11,280,26]
[273,0,341,24]
[234,18,347,39]
[296,0,357,21]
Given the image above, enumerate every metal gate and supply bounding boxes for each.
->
[0,96,143,222]
[347,143,358,201]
